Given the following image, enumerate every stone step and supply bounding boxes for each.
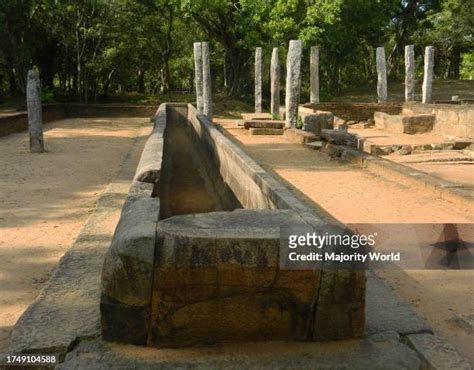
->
[305,141,323,150]
[244,120,285,130]
[249,128,284,136]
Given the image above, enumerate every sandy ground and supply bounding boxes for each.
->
[0,117,149,352]
[216,118,474,364]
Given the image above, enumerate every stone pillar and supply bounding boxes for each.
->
[202,41,212,120]
[376,47,387,102]
[404,45,415,102]
[422,46,434,104]
[270,47,280,118]
[310,46,320,104]
[285,40,303,128]
[254,47,262,113]
[26,70,44,153]
[193,42,204,113]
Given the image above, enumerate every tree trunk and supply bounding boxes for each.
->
[448,46,461,79]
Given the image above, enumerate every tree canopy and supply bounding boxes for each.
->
[0,0,472,102]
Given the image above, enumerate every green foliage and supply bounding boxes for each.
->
[41,86,54,104]
[461,51,474,80]
[296,115,303,129]
[0,0,470,102]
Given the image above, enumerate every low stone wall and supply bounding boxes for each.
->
[403,102,474,138]
[100,103,366,347]
[0,104,156,138]
[0,105,65,137]
[302,102,403,121]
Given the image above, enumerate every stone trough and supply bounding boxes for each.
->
[100,103,365,347]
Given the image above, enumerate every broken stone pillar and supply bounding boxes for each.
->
[26,70,44,153]
[202,42,212,120]
[285,40,303,128]
[193,42,204,114]
[310,46,320,104]
[422,46,434,104]
[270,47,280,118]
[255,47,262,113]
[376,47,387,102]
[405,45,415,102]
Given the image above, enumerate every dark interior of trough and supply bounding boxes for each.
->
[155,108,242,219]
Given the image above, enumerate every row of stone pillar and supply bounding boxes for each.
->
[376,45,435,104]
[254,43,436,129]
[193,42,213,120]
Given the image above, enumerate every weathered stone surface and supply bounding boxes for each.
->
[422,46,435,104]
[284,128,319,144]
[249,127,284,135]
[405,45,415,102]
[255,47,263,113]
[101,181,160,345]
[134,105,166,183]
[454,313,474,332]
[334,115,346,129]
[26,69,44,153]
[301,115,322,136]
[374,111,435,134]
[365,272,432,336]
[58,331,421,369]
[150,209,365,346]
[243,119,285,130]
[406,333,471,370]
[270,47,280,118]
[285,40,303,128]
[310,46,320,104]
[403,102,474,138]
[193,42,204,114]
[376,47,388,102]
[305,141,323,150]
[202,42,213,120]
[321,129,357,146]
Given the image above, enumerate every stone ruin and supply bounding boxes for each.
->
[100,103,366,347]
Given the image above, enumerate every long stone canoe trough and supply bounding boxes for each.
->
[100,103,366,347]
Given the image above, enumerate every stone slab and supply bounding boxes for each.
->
[283,128,318,144]
[134,105,166,183]
[244,120,285,129]
[405,333,471,370]
[241,112,271,120]
[58,332,421,369]
[249,128,284,135]
[321,129,357,146]
[365,272,432,336]
[305,141,323,150]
